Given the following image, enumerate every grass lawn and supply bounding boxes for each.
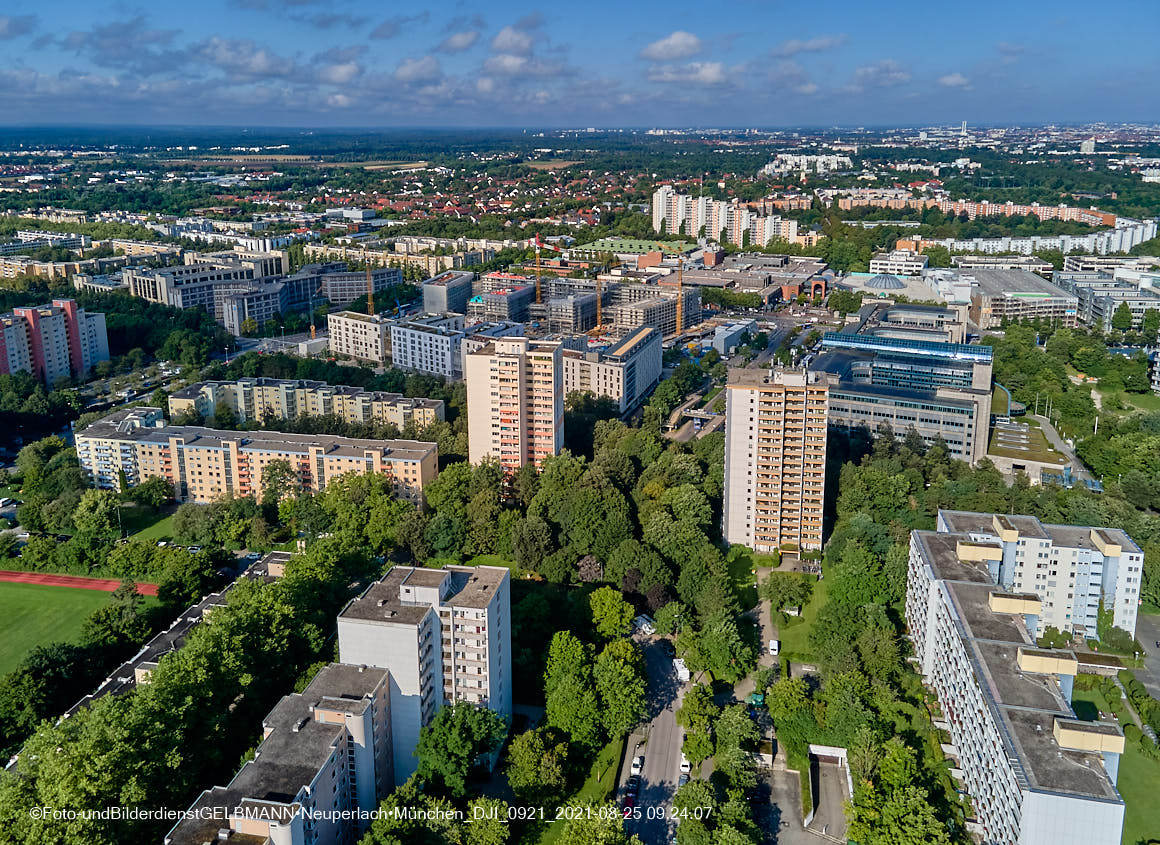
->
[465,554,523,574]
[1072,686,1159,844]
[0,581,112,675]
[130,512,178,543]
[777,576,827,660]
[0,484,23,503]
[1125,392,1160,413]
[533,735,626,845]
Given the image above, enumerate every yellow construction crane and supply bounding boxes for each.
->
[654,241,684,335]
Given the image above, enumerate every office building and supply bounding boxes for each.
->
[907,526,1125,845]
[712,321,758,355]
[125,262,259,323]
[165,663,393,845]
[811,303,992,463]
[168,378,444,429]
[465,338,563,471]
[723,368,832,552]
[76,408,438,504]
[935,510,1142,638]
[337,564,512,785]
[869,249,929,276]
[422,270,474,315]
[328,311,392,364]
[1052,270,1160,333]
[389,313,467,378]
[951,255,1054,275]
[221,281,288,335]
[0,298,109,384]
[283,262,403,308]
[561,327,663,414]
[951,268,1080,328]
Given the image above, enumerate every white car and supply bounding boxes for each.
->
[630,756,644,776]
[680,755,691,774]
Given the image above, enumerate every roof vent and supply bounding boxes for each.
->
[292,717,309,733]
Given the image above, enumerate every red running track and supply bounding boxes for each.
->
[0,570,159,596]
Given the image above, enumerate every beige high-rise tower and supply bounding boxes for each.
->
[723,367,833,552]
[465,337,564,472]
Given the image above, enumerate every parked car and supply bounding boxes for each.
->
[678,773,689,787]
[626,775,640,796]
[630,755,644,776]
[680,755,691,774]
[188,545,204,553]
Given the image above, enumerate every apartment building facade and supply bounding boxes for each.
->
[76,408,438,504]
[337,565,512,785]
[723,368,832,552]
[465,338,564,471]
[869,248,929,276]
[165,664,393,845]
[0,298,109,384]
[168,378,444,429]
[328,311,392,364]
[651,186,799,247]
[561,326,662,414]
[389,313,467,378]
[907,528,1125,845]
[936,510,1143,637]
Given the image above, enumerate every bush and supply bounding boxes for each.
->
[1124,724,1143,743]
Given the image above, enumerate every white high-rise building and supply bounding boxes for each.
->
[465,337,563,471]
[651,186,797,247]
[936,510,1143,637]
[907,527,1125,845]
[723,368,833,552]
[337,565,512,786]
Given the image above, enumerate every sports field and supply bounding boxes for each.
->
[0,581,112,675]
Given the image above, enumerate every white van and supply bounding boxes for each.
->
[768,639,780,656]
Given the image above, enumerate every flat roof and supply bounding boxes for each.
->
[821,331,992,363]
[915,526,1124,802]
[954,268,1077,299]
[78,415,437,462]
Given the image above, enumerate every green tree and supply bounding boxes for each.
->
[594,640,647,736]
[1142,308,1160,340]
[505,726,569,806]
[589,586,634,640]
[413,702,507,797]
[1111,301,1133,332]
[128,475,174,509]
[71,489,120,542]
[260,459,299,507]
[555,802,643,845]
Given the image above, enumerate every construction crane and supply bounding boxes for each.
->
[654,240,685,336]
[533,233,563,305]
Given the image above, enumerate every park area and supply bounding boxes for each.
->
[0,581,112,675]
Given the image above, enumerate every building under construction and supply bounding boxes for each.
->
[607,284,700,336]
[529,293,599,333]
[466,286,534,323]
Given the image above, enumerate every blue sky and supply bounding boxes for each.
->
[1,0,1158,128]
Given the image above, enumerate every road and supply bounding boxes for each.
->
[1134,613,1160,699]
[1030,414,1095,483]
[620,637,686,845]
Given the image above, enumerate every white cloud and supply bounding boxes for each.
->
[647,61,726,85]
[196,37,295,80]
[327,92,354,108]
[795,82,819,95]
[849,59,909,90]
[438,30,479,53]
[938,72,970,88]
[319,62,361,84]
[770,34,846,58]
[476,76,495,94]
[491,25,534,56]
[483,54,563,77]
[394,55,441,83]
[640,31,702,61]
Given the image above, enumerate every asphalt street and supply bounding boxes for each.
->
[1134,613,1160,699]
[620,637,686,845]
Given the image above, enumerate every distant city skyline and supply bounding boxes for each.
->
[0,1,1158,127]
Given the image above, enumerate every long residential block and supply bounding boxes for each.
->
[936,510,1143,638]
[76,407,438,503]
[168,378,444,429]
[907,527,1125,845]
[165,663,393,845]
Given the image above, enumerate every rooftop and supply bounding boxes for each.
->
[953,267,1077,299]
[340,564,508,623]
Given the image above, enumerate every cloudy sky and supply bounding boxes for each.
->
[1,0,1157,127]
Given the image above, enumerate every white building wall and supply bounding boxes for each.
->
[722,385,756,548]
[1017,790,1123,845]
